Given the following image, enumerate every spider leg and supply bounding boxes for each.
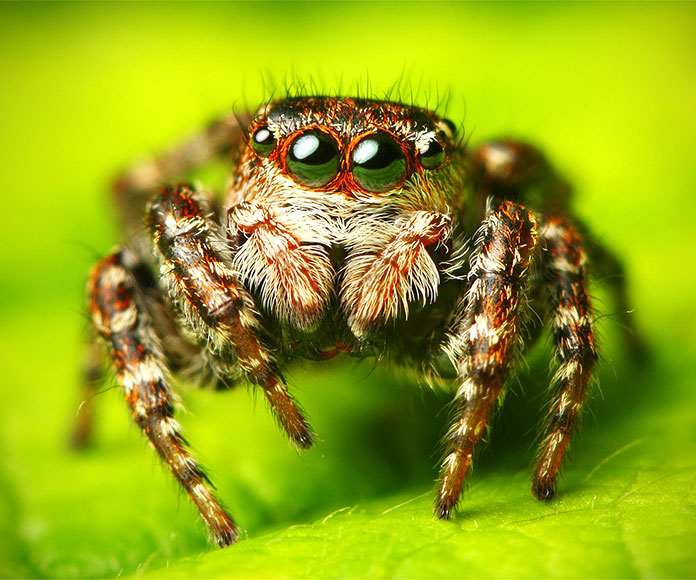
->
[470,140,572,211]
[71,332,104,448]
[436,201,539,518]
[470,140,622,500]
[472,139,644,355]
[146,184,313,448]
[88,247,239,546]
[113,112,248,236]
[532,218,598,501]
[586,238,647,358]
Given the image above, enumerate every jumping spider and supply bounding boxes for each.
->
[81,96,639,547]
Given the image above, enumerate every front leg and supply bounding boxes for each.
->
[146,184,313,448]
[342,210,452,339]
[437,201,538,517]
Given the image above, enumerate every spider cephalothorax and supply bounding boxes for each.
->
[80,95,639,547]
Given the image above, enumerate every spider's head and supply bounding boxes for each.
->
[235,97,461,209]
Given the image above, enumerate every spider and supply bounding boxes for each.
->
[79,95,640,547]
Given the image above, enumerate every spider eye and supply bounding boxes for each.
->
[418,139,445,170]
[286,130,339,188]
[251,126,276,157]
[351,133,407,193]
[440,118,458,139]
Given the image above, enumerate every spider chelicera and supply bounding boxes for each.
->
[78,96,641,546]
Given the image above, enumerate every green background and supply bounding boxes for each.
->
[1,2,695,578]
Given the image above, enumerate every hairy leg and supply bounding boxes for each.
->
[78,115,248,445]
[437,201,538,517]
[470,141,614,501]
[147,184,312,447]
[88,247,239,546]
[473,139,643,356]
[532,217,598,500]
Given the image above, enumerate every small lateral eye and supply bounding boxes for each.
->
[351,133,407,193]
[286,130,340,188]
[251,126,276,157]
[418,139,445,169]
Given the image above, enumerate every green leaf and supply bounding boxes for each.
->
[2,310,694,578]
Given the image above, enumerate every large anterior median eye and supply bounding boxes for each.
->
[351,133,407,193]
[286,130,339,188]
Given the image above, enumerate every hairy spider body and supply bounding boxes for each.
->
[82,96,637,547]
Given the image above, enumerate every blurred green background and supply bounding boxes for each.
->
[1,2,695,578]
